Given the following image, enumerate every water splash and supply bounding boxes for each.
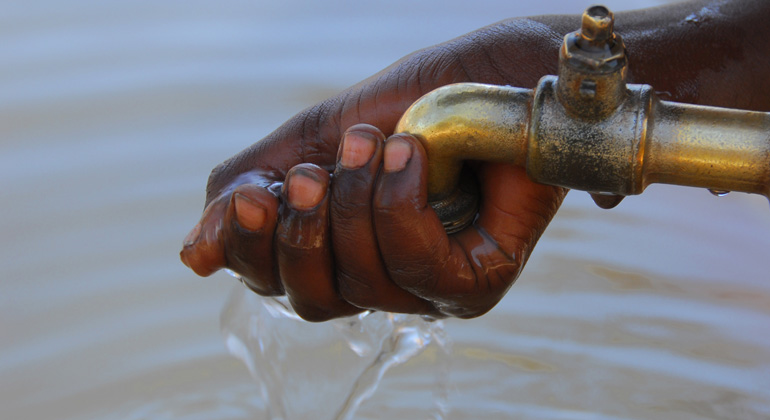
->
[220,283,451,420]
[683,13,700,25]
[708,189,730,197]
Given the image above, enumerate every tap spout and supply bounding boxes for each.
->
[394,83,533,232]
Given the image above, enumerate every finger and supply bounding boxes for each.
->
[446,163,566,317]
[589,192,624,209]
[331,124,438,315]
[373,135,503,318]
[373,135,502,317]
[373,135,566,318]
[276,163,361,322]
[475,162,566,252]
[180,197,228,277]
[373,135,458,301]
[221,184,282,295]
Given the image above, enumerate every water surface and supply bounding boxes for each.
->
[3,0,769,419]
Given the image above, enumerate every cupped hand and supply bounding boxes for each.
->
[178,17,572,321]
[181,119,565,321]
[180,0,770,321]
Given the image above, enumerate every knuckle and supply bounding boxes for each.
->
[277,235,321,257]
[330,196,365,220]
[390,264,438,293]
[436,292,501,319]
[337,271,376,308]
[299,101,344,167]
[241,277,283,297]
[205,160,233,204]
[329,230,362,255]
[276,213,328,252]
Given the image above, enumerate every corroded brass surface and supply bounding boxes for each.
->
[395,5,770,232]
[557,5,627,121]
[645,100,770,196]
[394,83,532,232]
[529,76,652,195]
[580,5,614,43]
[395,84,532,198]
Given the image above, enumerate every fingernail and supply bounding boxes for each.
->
[234,193,267,231]
[287,172,325,209]
[384,138,412,172]
[183,223,202,247]
[339,132,376,169]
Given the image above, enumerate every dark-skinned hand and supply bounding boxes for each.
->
[181,0,770,321]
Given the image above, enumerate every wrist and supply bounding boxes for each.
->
[618,0,770,110]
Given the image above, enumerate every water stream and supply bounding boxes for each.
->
[221,280,451,419]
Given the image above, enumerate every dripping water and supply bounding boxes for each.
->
[709,188,731,197]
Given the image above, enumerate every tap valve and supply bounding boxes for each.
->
[557,5,627,120]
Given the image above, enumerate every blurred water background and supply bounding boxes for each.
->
[3,0,770,418]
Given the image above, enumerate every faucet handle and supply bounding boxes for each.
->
[557,5,627,120]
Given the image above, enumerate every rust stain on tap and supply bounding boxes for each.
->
[395,5,770,233]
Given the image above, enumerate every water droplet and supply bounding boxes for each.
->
[684,13,701,26]
[708,189,730,197]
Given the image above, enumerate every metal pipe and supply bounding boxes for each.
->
[394,5,770,233]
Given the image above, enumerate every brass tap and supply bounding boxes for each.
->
[395,5,770,233]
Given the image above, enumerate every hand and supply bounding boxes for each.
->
[180,0,770,321]
[180,119,565,322]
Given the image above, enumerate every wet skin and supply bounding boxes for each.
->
[181,0,770,321]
